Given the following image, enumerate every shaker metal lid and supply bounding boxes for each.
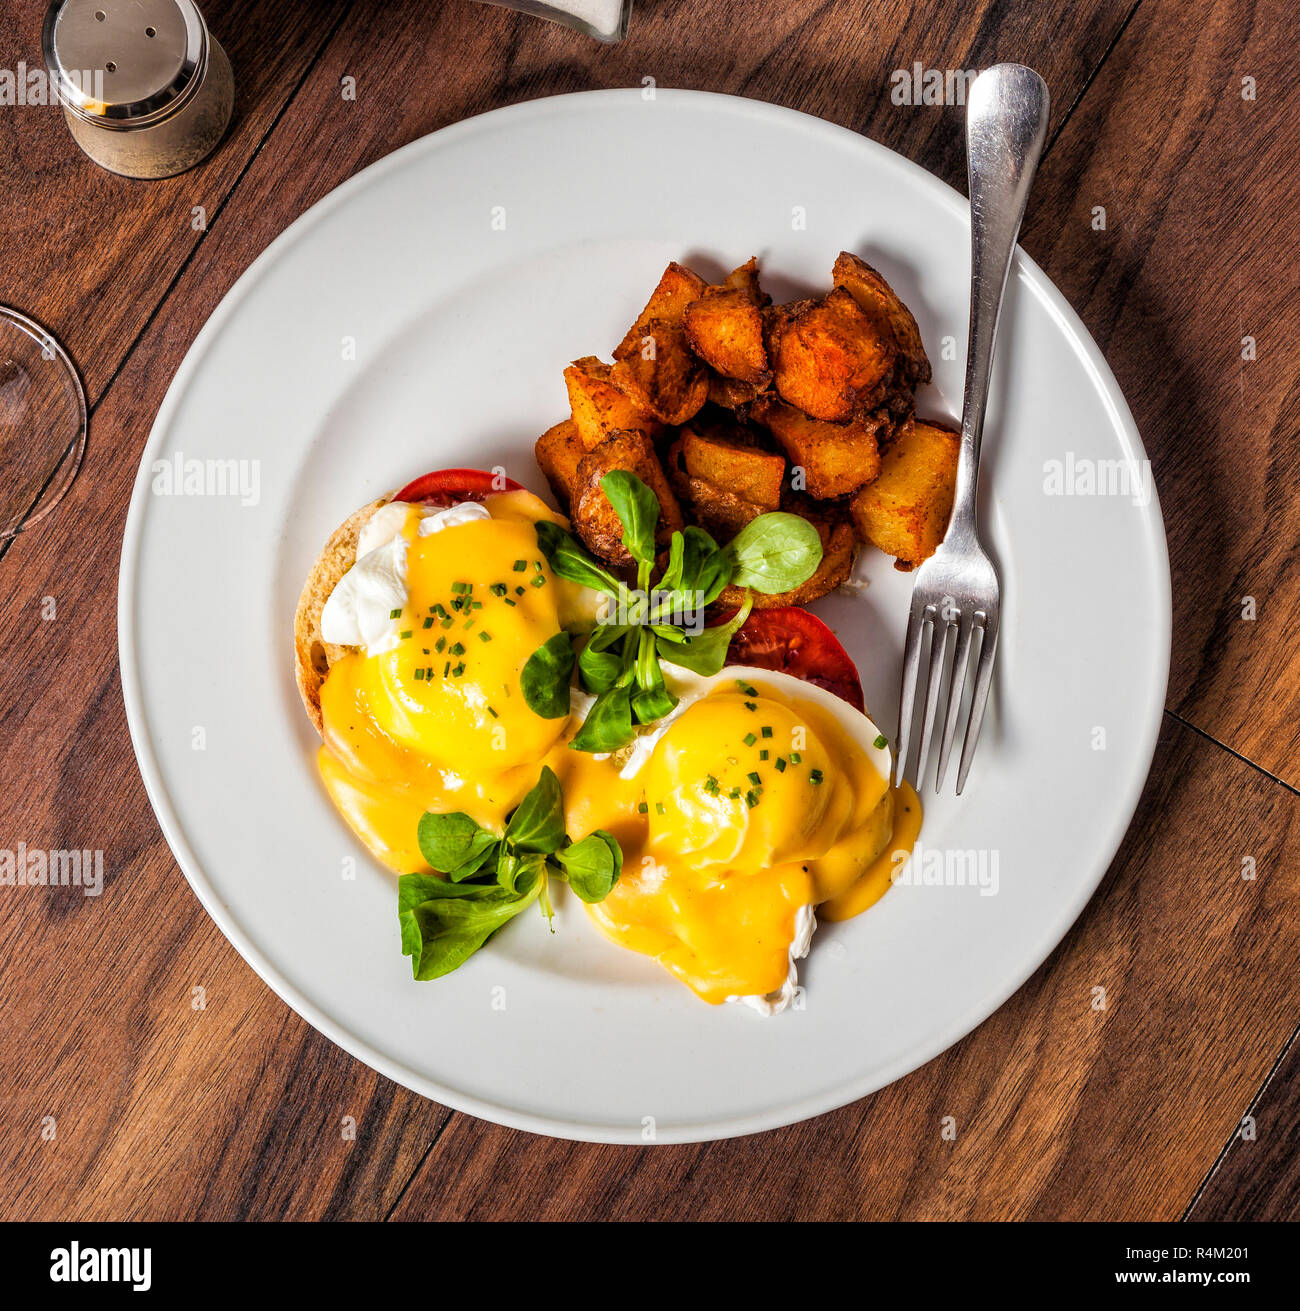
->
[43,0,208,127]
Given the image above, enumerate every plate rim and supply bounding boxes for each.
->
[117,87,1172,1144]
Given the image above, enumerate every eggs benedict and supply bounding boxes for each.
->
[295,467,920,1011]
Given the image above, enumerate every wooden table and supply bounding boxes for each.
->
[2,0,1295,1222]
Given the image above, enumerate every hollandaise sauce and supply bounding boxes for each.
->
[584,680,920,1003]
[314,492,920,1004]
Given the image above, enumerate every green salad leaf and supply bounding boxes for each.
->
[526,472,823,754]
[399,765,623,982]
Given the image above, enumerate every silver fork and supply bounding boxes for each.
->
[896,64,1050,794]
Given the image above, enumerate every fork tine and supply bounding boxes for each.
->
[934,610,974,790]
[955,612,999,795]
[914,609,954,789]
[894,601,929,786]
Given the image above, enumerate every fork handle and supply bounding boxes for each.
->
[950,64,1050,545]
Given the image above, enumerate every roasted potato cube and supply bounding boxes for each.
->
[573,429,685,566]
[683,289,770,386]
[609,320,709,425]
[715,508,857,609]
[679,427,784,510]
[722,256,770,306]
[535,418,586,510]
[833,251,931,388]
[707,372,763,409]
[614,262,708,361]
[750,393,883,498]
[564,356,660,450]
[679,475,766,540]
[849,420,959,567]
[770,287,895,421]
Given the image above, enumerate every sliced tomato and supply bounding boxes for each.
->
[393,467,522,507]
[726,606,865,713]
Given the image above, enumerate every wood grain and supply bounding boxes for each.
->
[1187,1024,1300,1221]
[1021,0,1300,785]
[0,0,1295,1222]
[387,716,1300,1220]
[0,0,347,404]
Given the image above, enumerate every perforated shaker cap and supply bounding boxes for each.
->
[43,0,208,128]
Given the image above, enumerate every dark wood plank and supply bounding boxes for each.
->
[0,0,347,405]
[1186,1024,1300,1221]
[1021,0,1300,785]
[388,716,1300,1221]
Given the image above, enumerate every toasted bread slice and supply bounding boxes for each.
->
[293,497,387,736]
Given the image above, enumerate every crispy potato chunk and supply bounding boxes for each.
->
[722,256,770,305]
[750,393,883,498]
[832,251,931,389]
[770,287,895,421]
[573,429,685,566]
[683,289,770,386]
[534,418,586,510]
[614,262,708,361]
[678,474,766,540]
[679,426,784,510]
[707,372,763,409]
[564,356,660,451]
[609,320,709,425]
[850,420,959,567]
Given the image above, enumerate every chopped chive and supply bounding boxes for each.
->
[745,790,759,808]
[504,598,517,607]
[775,757,787,772]
[440,617,454,629]
[450,642,465,656]
[809,768,824,785]
[490,583,508,597]
[513,560,527,572]
[761,726,773,739]
[744,700,757,712]
[655,802,666,815]
[425,666,433,680]
[759,749,769,761]
[434,637,446,653]
[451,581,469,593]
[873,733,888,749]
[533,561,543,572]
[747,771,762,786]
[704,774,720,795]
[414,668,425,681]
[789,751,802,764]
[479,631,492,643]
[488,706,499,719]
[743,732,757,747]
[530,576,546,588]
[421,648,429,655]
[452,662,466,677]
[399,630,412,639]
[421,617,433,629]
[638,802,648,814]
[736,680,758,696]
[443,661,451,676]
[464,618,475,630]
[471,600,483,609]
[515,586,526,596]
[433,604,448,618]
[388,608,401,619]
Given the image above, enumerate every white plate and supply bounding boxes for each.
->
[119,90,1170,1143]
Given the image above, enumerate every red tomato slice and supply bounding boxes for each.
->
[726,606,866,713]
[392,467,522,507]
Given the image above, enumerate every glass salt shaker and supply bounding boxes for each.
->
[477,0,634,43]
[42,0,234,179]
